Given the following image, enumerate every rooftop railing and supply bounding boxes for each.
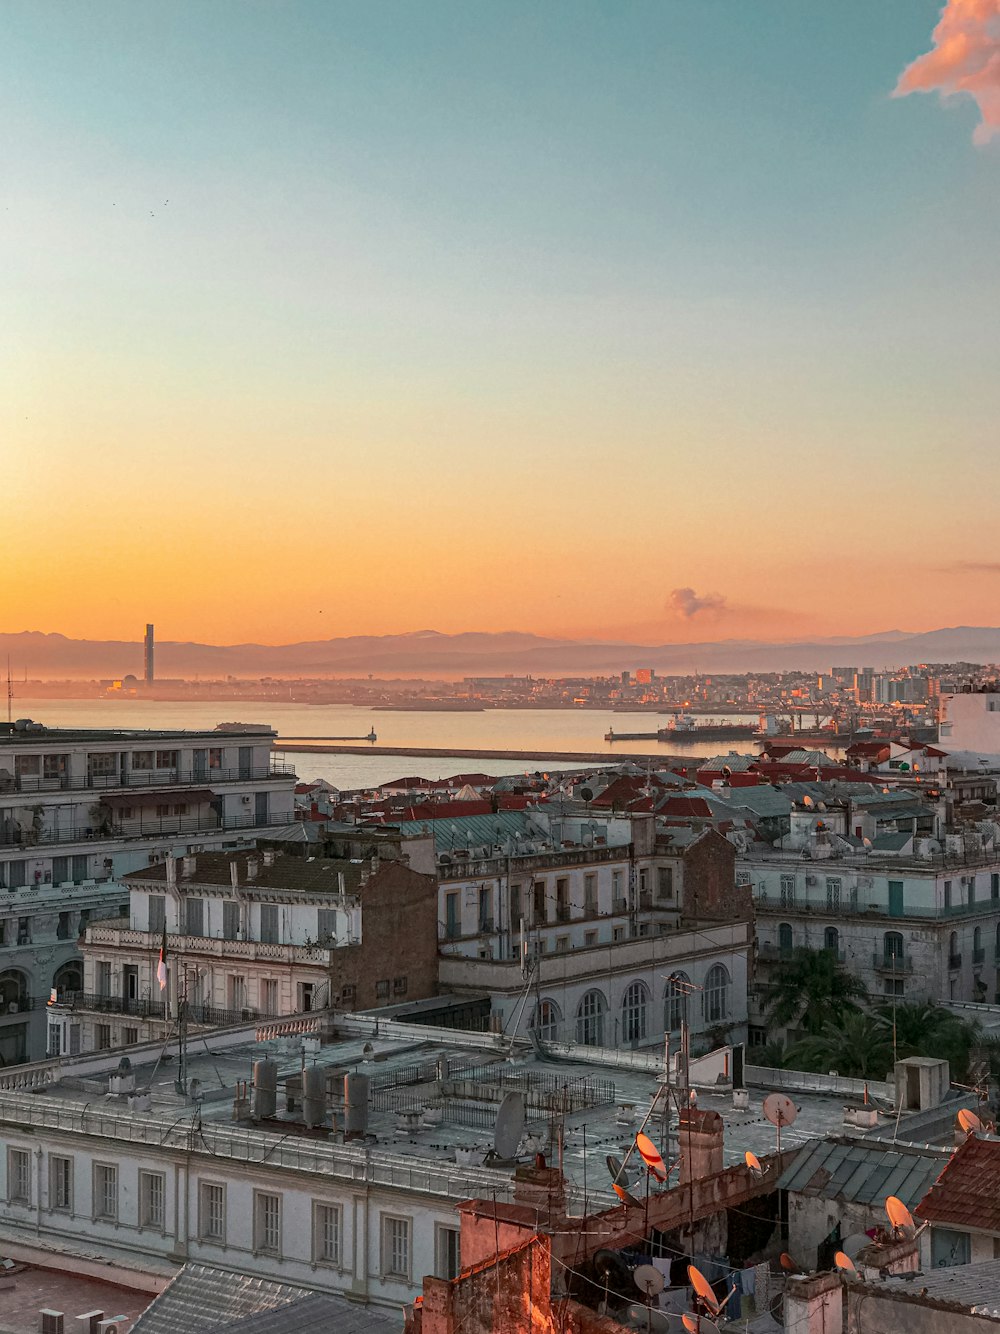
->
[0,809,296,850]
[1,763,296,796]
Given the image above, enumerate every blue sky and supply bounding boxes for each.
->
[3,1,999,644]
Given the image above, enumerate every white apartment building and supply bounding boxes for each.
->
[0,719,296,1064]
[739,803,1000,1040]
[939,690,1000,753]
[399,810,750,1053]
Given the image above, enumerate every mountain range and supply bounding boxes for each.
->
[2,626,1000,679]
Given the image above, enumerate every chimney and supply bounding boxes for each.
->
[262,849,275,866]
[678,1107,724,1184]
[784,1271,842,1332]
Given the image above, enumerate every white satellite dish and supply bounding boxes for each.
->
[843,1233,870,1260]
[633,1265,665,1298]
[493,1091,525,1160]
[763,1091,799,1152]
[681,1312,720,1334]
[628,1308,671,1332]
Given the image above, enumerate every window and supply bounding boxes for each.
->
[17,917,31,945]
[44,754,68,781]
[584,874,597,910]
[884,931,904,963]
[8,1148,31,1204]
[704,964,730,1024]
[531,998,561,1040]
[823,926,839,955]
[227,975,247,1011]
[56,911,71,940]
[736,871,751,887]
[576,990,607,1046]
[259,903,279,944]
[509,882,522,923]
[254,1191,282,1254]
[993,874,1000,902]
[884,977,905,997]
[5,860,27,888]
[139,1171,165,1228]
[436,1224,461,1280]
[382,1215,411,1279]
[621,981,648,1045]
[639,869,649,894]
[132,750,154,770]
[780,874,795,906]
[944,880,952,910]
[95,1023,112,1050]
[393,976,408,996]
[48,1024,62,1057]
[665,972,690,1031]
[51,856,68,884]
[612,870,623,905]
[49,1155,72,1211]
[826,877,842,912]
[478,885,493,932]
[261,979,278,1014]
[341,983,356,1005]
[778,922,793,954]
[209,747,223,769]
[223,900,240,940]
[184,897,204,937]
[317,908,337,942]
[199,1182,226,1242]
[148,895,166,934]
[444,892,460,939]
[124,1026,138,1045]
[155,750,178,769]
[969,877,976,907]
[657,867,674,900]
[375,979,390,999]
[584,930,598,947]
[313,1202,342,1265]
[93,1163,118,1220]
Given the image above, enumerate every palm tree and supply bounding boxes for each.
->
[752,1039,793,1070]
[762,947,868,1038]
[789,1010,894,1080]
[872,1000,983,1081]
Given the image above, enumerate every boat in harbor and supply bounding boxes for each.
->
[605,714,757,743]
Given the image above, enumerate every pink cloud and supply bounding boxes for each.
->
[668,587,726,619]
[895,0,1000,144]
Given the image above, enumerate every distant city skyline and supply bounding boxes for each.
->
[4,1,999,644]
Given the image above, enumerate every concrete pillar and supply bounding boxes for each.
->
[678,1108,724,1184]
[785,1271,843,1334]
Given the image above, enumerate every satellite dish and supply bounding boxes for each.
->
[628,1308,672,1332]
[634,1264,665,1297]
[843,1233,871,1260]
[613,1181,642,1207]
[958,1107,985,1134]
[834,1251,857,1275]
[763,1092,798,1151]
[744,1150,763,1176]
[681,1318,719,1334]
[636,1131,668,1182]
[606,1153,633,1186]
[688,1265,721,1317]
[885,1195,915,1235]
[802,795,814,807]
[493,1091,525,1160]
[863,837,872,850]
[779,1252,803,1273]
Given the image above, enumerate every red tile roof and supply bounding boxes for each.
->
[914,1134,1000,1232]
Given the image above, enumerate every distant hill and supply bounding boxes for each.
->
[2,625,1000,679]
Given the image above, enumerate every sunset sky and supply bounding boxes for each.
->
[4,1,999,647]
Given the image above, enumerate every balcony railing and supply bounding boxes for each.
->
[62,992,167,1018]
[0,995,38,1016]
[2,763,295,796]
[872,952,914,974]
[84,925,335,966]
[0,809,296,850]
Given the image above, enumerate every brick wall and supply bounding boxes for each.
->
[328,860,439,1010]
[680,830,750,923]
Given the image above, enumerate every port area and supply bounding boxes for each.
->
[274,742,704,765]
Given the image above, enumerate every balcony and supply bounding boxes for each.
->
[3,763,296,796]
[84,925,334,966]
[555,903,571,923]
[0,809,296,850]
[62,992,167,1019]
[872,952,914,974]
[758,942,794,964]
[974,947,987,966]
[949,953,963,971]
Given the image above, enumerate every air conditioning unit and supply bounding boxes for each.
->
[40,1313,64,1334]
[97,1322,126,1334]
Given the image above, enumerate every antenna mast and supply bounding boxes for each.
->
[6,656,12,726]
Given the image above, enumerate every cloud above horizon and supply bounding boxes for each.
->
[895,0,1000,144]
[668,587,727,619]
[941,560,1000,573]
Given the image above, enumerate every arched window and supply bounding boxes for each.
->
[704,964,730,1024]
[950,930,959,963]
[664,972,691,1032]
[531,998,562,1041]
[576,989,607,1046]
[778,922,793,954]
[974,926,983,958]
[621,981,648,1045]
[823,927,839,955]
[883,931,904,963]
[52,960,82,998]
[0,969,29,1012]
